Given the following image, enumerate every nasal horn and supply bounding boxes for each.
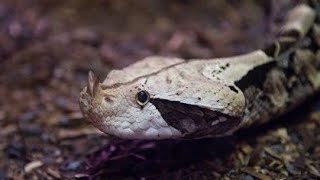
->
[87,70,100,97]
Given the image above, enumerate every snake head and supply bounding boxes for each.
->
[79,69,183,139]
[79,57,246,139]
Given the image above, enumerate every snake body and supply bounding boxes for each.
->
[79,4,320,139]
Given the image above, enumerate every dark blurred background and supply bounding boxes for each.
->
[2,0,320,179]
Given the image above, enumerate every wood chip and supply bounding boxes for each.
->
[68,112,83,120]
[0,110,5,121]
[241,168,272,180]
[310,112,320,124]
[240,144,253,154]
[24,160,43,173]
[306,162,320,177]
[57,127,104,140]
[46,168,61,179]
[276,128,290,142]
[1,125,18,136]
[74,173,90,178]
[264,147,283,161]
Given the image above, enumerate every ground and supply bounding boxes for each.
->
[1,0,319,179]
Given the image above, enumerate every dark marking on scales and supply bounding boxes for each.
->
[235,61,277,91]
[236,29,319,92]
[150,98,241,138]
[228,85,239,93]
[211,63,230,76]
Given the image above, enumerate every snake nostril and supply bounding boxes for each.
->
[104,96,114,103]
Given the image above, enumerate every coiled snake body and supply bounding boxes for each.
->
[79,3,320,139]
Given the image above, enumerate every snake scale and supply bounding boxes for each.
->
[79,3,320,139]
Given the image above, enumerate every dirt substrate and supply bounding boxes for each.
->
[1,0,320,179]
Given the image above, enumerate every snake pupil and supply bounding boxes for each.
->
[136,90,150,105]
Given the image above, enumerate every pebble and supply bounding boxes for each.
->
[63,161,82,171]
[55,97,70,110]
[72,28,102,47]
[57,115,70,127]
[21,124,42,136]
[0,5,11,21]
[286,163,297,175]
[55,97,77,112]
[18,112,35,122]
[0,110,5,121]
[0,169,5,180]
[241,175,254,180]
[8,21,22,38]
[5,143,26,159]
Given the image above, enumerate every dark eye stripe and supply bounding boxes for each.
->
[150,98,241,138]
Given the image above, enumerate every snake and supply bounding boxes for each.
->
[79,3,320,139]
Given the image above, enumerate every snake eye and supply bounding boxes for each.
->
[136,90,150,106]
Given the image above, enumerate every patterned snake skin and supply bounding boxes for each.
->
[79,3,320,139]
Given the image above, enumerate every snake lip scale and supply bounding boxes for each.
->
[79,3,320,140]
